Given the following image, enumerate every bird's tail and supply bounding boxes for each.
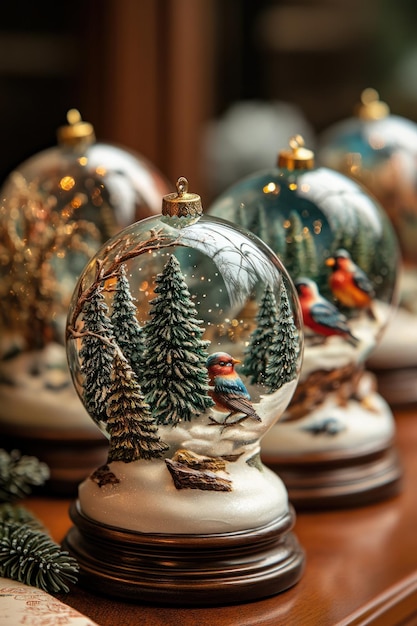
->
[249,408,262,422]
[366,305,377,322]
[347,332,360,347]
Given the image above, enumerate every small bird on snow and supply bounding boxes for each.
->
[206,352,261,426]
[326,249,375,317]
[295,277,359,346]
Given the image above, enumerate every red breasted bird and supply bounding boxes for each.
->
[295,277,359,346]
[326,249,375,315]
[206,352,261,425]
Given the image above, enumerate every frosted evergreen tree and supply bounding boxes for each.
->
[141,254,214,426]
[247,203,269,245]
[285,210,305,279]
[241,285,279,385]
[331,199,357,256]
[236,202,251,231]
[107,351,169,462]
[265,280,300,391]
[79,283,115,427]
[272,218,287,260]
[110,264,144,379]
[350,218,372,275]
[370,213,398,297]
[302,227,318,278]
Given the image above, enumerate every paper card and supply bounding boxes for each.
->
[0,577,99,626]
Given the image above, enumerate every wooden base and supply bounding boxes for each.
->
[371,365,417,408]
[263,439,403,510]
[63,501,305,606]
[0,426,108,496]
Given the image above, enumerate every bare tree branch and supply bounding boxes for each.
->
[67,230,184,336]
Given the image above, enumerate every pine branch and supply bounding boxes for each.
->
[0,522,79,593]
[0,504,46,532]
[0,450,50,503]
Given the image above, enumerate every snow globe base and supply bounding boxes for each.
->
[367,271,417,407]
[63,500,304,606]
[261,372,403,510]
[263,438,402,510]
[370,366,417,408]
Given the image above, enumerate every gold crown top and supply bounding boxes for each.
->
[57,109,96,146]
[277,135,315,171]
[356,88,390,121]
[162,177,203,218]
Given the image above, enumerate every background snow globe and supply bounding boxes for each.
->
[0,109,172,492]
[318,88,417,405]
[208,136,401,509]
[63,177,305,605]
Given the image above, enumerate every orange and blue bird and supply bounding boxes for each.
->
[206,352,261,425]
[326,249,375,316]
[295,277,359,346]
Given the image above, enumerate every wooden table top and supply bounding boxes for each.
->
[24,406,417,626]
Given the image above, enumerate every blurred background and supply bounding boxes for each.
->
[1,0,416,204]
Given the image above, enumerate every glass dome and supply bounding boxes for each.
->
[318,88,417,265]
[65,178,303,534]
[208,137,399,462]
[0,110,172,458]
[318,90,417,403]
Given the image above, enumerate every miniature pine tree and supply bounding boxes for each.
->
[247,203,269,244]
[302,227,318,278]
[110,264,144,378]
[0,450,49,503]
[0,522,79,593]
[241,285,279,385]
[79,282,115,426]
[141,254,214,426]
[264,280,300,391]
[272,218,287,260]
[350,216,372,275]
[330,194,356,256]
[285,210,305,279]
[371,213,398,293]
[107,351,169,462]
[235,201,251,231]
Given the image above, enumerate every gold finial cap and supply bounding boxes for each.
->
[277,135,315,170]
[57,109,96,146]
[356,88,390,121]
[162,177,203,218]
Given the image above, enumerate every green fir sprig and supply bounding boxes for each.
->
[0,503,46,531]
[0,449,79,593]
[0,449,49,502]
[0,521,79,593]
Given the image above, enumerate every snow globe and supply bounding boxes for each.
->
[318,88,417,406]
[208,136,401,509]
[0,109,171,493]
[63,177,305,604]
